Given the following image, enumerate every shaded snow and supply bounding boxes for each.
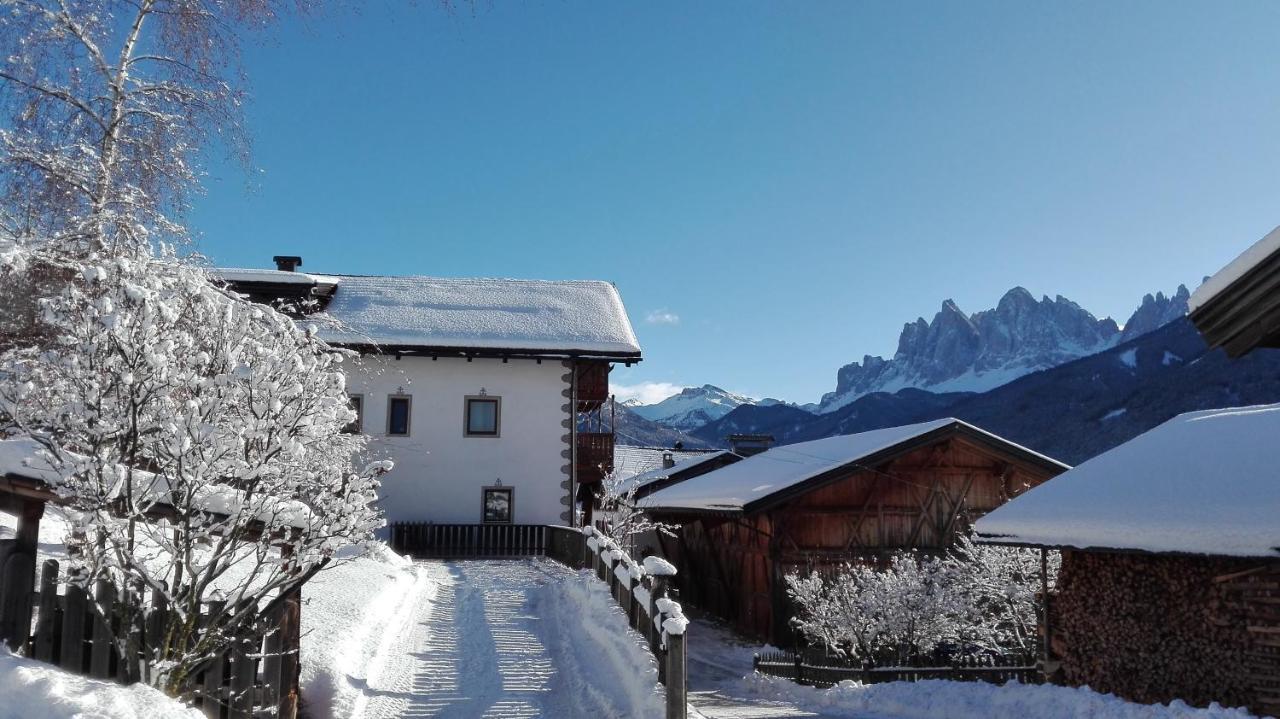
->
[1119,348,1138,369]
[976,403,1280,557]
[311,275,641,356]
[641,419,1064,512]
[734,675,1256,719]
[0,651,202,719]
[1189,225,1280,312]
[1101,408,1127,421]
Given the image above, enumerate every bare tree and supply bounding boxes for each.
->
[0,0,310,252]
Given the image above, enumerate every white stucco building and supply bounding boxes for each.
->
[220,258,641,527]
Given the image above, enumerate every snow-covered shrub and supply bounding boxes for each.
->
[0,247,390,692]
[786,534,1057,663]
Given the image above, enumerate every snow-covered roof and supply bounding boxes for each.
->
[612,446,716,482]
[613,449,734,496]
[215,268,340,286]
[975,403,1280,558]
[1188,225,1280,313]
[304,275,641,358]
[640,419,1065,513]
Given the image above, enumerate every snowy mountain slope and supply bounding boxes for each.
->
[629,384,758,431]
[697,317,1280,466]
[814,285,1190,413]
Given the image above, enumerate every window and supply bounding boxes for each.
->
[465,396,501,437]
[343,395,364,434]
[482,487,513,524]
[387,395,411,436]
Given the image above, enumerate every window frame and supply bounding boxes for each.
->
[464,395,502,438]
[481,486,514,524]
[386,394,412,437]
[344,394,364,434]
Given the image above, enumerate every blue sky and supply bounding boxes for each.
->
[192,1,1280,404]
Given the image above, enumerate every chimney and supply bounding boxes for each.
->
[273,255,303,272]
[662,451,676,469]
[728,434,774,457]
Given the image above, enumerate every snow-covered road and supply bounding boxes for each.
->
[348,559,665,719]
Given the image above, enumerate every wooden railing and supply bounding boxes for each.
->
[753,648,1039,688]
[389,523,554,558]
[582,527,687,719]
[0,555,299,719]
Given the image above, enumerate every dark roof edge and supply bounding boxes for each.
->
[330,342,643,362]
[976,533,1280,561]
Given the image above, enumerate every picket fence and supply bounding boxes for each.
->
[1,555,299,719]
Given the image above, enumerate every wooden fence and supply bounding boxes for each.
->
[582,529,688,719]
[1,554,300,719]
[389,522,553,558]
[753,648,1039,688]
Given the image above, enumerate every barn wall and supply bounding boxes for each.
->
[1051,551,1274,713]
[664,437,1060,644]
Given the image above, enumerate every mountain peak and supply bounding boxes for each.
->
[819,285,1171,413]
[629,384,757,431]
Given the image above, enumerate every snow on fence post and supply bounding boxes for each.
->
[648,575,666,659]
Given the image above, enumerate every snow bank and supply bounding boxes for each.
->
[735,675,1256,719]
[298,542,427,719]
[533,567,666,717]
[977,403,1280,557]
[0,650,202,719]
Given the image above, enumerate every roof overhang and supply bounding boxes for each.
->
[1189,242,1280,357]
[975,532,1280,561]
[330,342,642,363]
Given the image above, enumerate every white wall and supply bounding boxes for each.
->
[346,355,571,526]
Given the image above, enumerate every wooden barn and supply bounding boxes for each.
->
[639,418,1068,644]
[975,404,1280,716]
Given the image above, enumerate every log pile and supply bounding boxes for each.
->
[1050,550,1263,712]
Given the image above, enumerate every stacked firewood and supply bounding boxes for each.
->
[1049,550,1256,711]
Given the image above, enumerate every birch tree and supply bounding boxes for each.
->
[0,0,398,698]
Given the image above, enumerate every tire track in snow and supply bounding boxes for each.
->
[357,559,662,719]
[347,563,438,719]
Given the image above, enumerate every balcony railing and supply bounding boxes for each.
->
[576,362,610,408]
[577,432,614,485]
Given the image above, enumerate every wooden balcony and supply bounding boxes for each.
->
[576,432,615,485]
[576,362,610,409]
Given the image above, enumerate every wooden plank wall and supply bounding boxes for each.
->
[665,438,1059,644]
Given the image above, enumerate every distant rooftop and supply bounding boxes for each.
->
[976,403,1280,558]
